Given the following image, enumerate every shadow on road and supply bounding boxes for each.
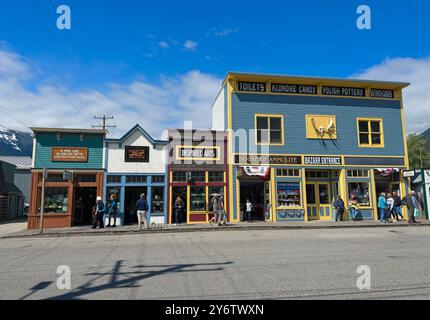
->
[30,260,233,300]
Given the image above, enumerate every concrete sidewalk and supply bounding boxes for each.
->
[2,218,430,239]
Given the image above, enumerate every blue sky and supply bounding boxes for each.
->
[0,0,429,136]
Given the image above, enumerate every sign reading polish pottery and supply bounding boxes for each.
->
[322,86,365,97]
[125,146,150,162]
[370,88,395,99]
[237,81,266,93]
[304,156,342,166]
[178,146,218,160]
[51,147,88,162]
[271,83,317,95]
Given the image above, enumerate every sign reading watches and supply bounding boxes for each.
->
[304,156,342,166]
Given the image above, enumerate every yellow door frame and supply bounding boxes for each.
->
[306,182,332,221]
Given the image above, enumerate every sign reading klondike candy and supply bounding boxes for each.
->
[51,147,88,162]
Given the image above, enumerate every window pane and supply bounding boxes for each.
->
[191,172,205,182]
[152,176,165,183]
[370,121,381,133]
[270,130,282,143]
[258,130,269,144]
[107,175,121,184]
[359,133,370,145]
[277,182,301,207]
[39,187,69,214]
[151,186,164,214]
[306,184,316,204]
[208,172,224,182]
[257,117,268,129]
[270,117,282,130]
[172,172,187,182]
[190,186,206,211]
[348,182,370,206]
[319,184,330,204]
[359,121,369,132]
[371,133,381,145]
[75,174,96,183]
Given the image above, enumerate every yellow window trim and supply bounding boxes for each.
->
[356,117,385,148]
[254,113,285,146]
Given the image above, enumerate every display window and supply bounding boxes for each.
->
[190,186,206,211]
[208,172,224,182]
[151,187,164,214]
[172,172,187,182]
[348,182,371,207]
[38,187,69,214]
[277,182,301,208]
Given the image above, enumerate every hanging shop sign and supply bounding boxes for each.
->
[177,146,219,160]
[243,166,270,178]
[304,156,342,166]
[402,170,415,178]
[322,86,365,97]
[237,81,266,93]
[370,88,395,99]
[235,154,302,165]
[125,146,150,162]
[271,83,317,95]
[51,147,88,162]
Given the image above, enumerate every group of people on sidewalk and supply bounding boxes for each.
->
[377,191,421,224]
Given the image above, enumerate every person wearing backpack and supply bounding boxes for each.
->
[92,196,105,229]
[332,195,345,222]
[106,194,119,228]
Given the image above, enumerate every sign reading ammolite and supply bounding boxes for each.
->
[304,156,342,166]
[178,146,218,160]
[51,147,88,162]
[235,154,302,165]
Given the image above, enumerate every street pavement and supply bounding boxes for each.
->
[1,226,430,300]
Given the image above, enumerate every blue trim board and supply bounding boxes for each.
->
[105,124,168,147]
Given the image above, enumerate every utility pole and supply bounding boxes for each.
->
[420,148,423,169]
[92,115,116,132]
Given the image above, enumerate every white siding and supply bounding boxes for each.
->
[211,87,225,130]
[107,130,166,174]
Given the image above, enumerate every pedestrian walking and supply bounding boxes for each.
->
[92,196,105,229]
[332,195,345,222]
[378,192,388,224]
[245,199,253,222]
[411,191,421,221]
[210,194,220,226]
[106,194,119,228]
[218,195,227,226]
[173,195,185,225]
[136,193,149,230]
[265,200,271,220]
[392,191,404,221]
[386,193,395,222]
[402,192,417,224]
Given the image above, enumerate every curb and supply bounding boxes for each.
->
[2,222,429,239]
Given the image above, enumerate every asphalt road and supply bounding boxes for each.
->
[1,227,430,300]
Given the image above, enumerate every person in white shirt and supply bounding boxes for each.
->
[245,199,253,222]
[386,193,395,222]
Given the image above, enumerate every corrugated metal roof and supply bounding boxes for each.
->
[0,156,32,170]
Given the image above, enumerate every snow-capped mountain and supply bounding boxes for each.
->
[0,128,33,156]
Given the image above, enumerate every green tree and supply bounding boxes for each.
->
[407,133,430,169]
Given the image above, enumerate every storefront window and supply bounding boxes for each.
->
[277,182,301,207]
[348,182,370,206]
[306,171,329,178]
[190,186,206,211]
[38,187,69,214]
[152,176,165,183]
[208,172,224,182]
[151,187,164,214]
[75,174,97,183]
[126,176,147,183]
[172,172,187,182]
[319,184,330,205]
[191,172,206,182]
[107,175,121,184]
[277,169,300,177]
[347,170,369,178]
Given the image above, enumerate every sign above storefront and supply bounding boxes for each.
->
[271,83,317,95]
[322,86,365,97]
[235,154,302,165]
[177,146,219,160]
[237,81,266,93]
[125,146,150,162]
[51,147,88,162]
[402,170,415,178]
[370,88,395,99]
[304,156,342,166]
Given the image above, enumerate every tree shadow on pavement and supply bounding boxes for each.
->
[44,260,233,300]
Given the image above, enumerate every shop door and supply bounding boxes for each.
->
[264,181,272,221]
[306,183,332,221]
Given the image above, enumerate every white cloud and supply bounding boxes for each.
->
[0,48,221,139]
[183,40,198,52]
[211,27,241,37]
[352,56,430,134]
[157,41,170,49]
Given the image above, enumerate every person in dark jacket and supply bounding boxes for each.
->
[106,194,119,228]
[92,196,105,229]
[136,193,149,230]
[392,192,403,221]
[402,192,418,224]
[332,195,345,222]
[173,196,185,225]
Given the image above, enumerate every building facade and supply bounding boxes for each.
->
[0,156,32,206]
[212,73,410,222]
[105,124,168,225]
[0,160,24,221]
[167,129,229,224]
[28,128,106,229]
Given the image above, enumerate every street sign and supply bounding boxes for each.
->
[403,170,415,178]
